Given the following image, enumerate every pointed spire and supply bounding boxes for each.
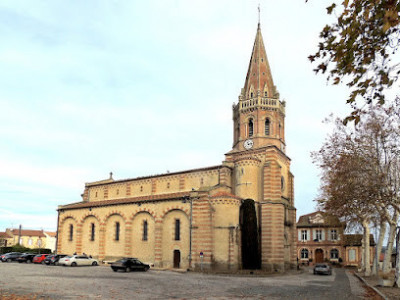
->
[242,22,277,100]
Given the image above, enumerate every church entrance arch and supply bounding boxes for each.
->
[240,199,261,269]
[315,249,324,263]
[173,250,181,268]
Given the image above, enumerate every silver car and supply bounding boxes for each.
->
[58,255,98,267]
[313,263,332,275]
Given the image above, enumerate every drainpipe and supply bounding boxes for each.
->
[55,209,60,254]
[188,195,193,269]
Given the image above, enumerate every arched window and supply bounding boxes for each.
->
[115,222,120,241]
[264,91,268,97]
[330,249,339,259]
[265,118,270,136]
[248,119,254,137]
[143,220,148,241]
[301,248,309,259]
[175,219,180,241]
[281,176,285,191]
[69,224,73,241]
[250,92,253,98]
[90,223,95,241]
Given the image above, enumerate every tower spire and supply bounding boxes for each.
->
[258,4,260,26]
[242,22,278,101]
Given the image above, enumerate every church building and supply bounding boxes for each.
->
[56,22,297,272]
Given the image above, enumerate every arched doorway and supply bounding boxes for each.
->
[315,249,324,263]
[173,250,180,268]
[239,199,261,269]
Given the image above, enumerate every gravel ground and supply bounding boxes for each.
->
[0,263,377,299]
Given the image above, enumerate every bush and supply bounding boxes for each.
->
[0,245,52,254]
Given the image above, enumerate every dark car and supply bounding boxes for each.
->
[44,254,68,265]
[16,253,36,263]
[1,252,23,262]
[313,263,332,275]
[111,258,150,272]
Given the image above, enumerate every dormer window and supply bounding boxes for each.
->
[264,91,268,97]
[248,119,254,137]
[250,92,253,98]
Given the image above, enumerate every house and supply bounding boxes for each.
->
[297,211,375,267]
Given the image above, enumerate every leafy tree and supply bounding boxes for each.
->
[308,0,400,123]
[313,101,400,276]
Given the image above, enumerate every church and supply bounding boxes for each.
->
[56,22,297,272]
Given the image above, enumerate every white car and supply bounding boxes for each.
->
[58,255,98,267]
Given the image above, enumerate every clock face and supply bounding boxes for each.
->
[243,139,254,150]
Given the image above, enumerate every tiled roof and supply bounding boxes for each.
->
[297,211,344,228]
[211,192,241,199]
[0,232,11,238]
[343,234,375,246]
[45,231,57,237]
[59,191,191,210]
[10,229,45,237]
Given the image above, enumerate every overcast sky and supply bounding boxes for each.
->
[0,0,351,231]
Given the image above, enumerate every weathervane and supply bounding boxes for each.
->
[258,4,260,24]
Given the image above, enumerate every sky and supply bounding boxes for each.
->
[0,0,352,232]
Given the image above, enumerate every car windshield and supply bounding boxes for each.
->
[316,264,327,268]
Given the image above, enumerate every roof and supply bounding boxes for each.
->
[297,211,344,228]
[59,191,191,210]
[0,232,11,238]
[343,234,375,246]
[243,23,278,99]
[44,231,57,237]
[10,229,45,237]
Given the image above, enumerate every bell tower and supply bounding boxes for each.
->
[225,21,297,272]
[232,23,286,153]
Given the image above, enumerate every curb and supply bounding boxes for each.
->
[353,273,388,300]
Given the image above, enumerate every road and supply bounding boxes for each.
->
[0,263,372,299]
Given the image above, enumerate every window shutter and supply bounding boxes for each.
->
[321,230,325,241]
[307,229,311,241]
[312,229,316,240]
[298,230,302,241]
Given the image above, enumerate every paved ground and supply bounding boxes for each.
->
[0,263,376,299]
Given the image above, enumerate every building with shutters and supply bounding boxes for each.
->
[297,211,375,267]
[56,21,297,271]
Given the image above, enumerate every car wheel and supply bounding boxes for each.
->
[112,268,118,272]
[313,271,316,275]
[27,260,32,264]
[71,262,77,267]
[126,267,131,272]
[7,258,11,262]
[144,266,149,272]
[92,261,98,266]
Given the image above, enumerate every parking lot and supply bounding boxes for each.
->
[0,262,369,299]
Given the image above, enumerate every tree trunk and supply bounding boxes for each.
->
[363,219,371,276]
[383,212,399,274]
[394,227,400,288]
[372,221,386,275]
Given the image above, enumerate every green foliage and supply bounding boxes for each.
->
[308,0,400,123]
[0,245,52,254]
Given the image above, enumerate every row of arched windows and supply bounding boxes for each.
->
[67,219,178,242]
[248,118,271,137]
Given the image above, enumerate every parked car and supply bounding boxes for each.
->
[43,254,68,266]
[33,254,49,264]
[1,252,23,262]
[58,255,98,267]
[110,258,150,272]
[16,253,36,263]
[313,263,332,275]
